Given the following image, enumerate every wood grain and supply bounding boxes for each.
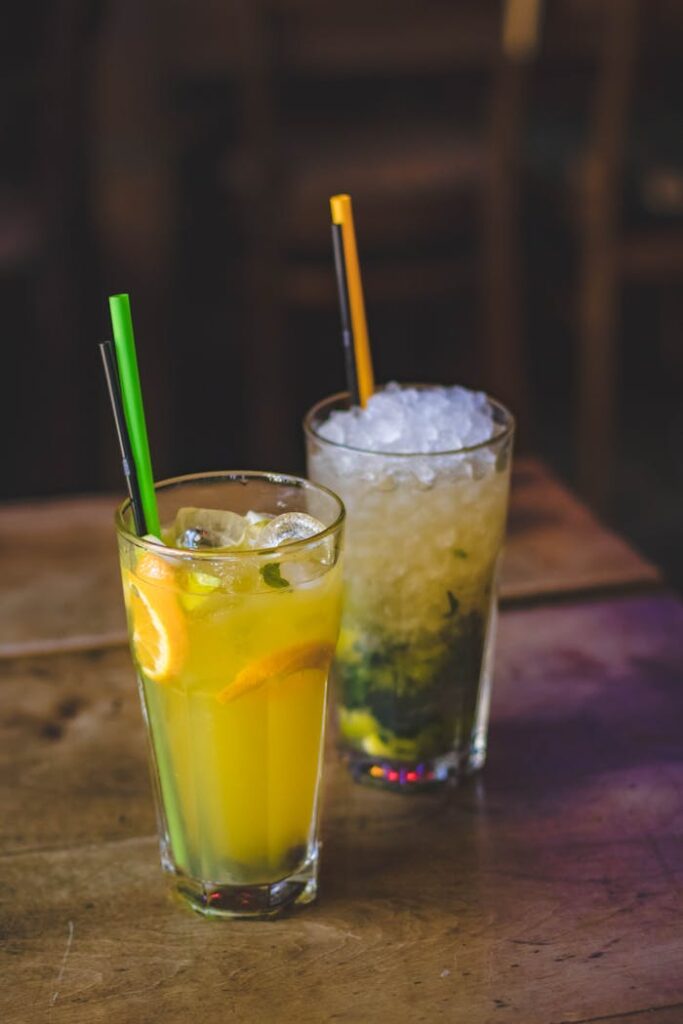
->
[0,460,661,659]
[1,593,681,1023]
[0,493,126,658]
[501,458,661,602]
[0,647,153,856]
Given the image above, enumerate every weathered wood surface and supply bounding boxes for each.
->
[501,458,661,602]
[0,494,124,658]
[1,593,681,1024]
[0,459,660,659]
[0,647,154,856]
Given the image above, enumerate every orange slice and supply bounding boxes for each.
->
[217,642,334,704]
[125,552,187,682]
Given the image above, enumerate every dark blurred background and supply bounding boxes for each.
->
[1,0,682,584]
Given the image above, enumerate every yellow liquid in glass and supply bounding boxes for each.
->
[131,564,342,885]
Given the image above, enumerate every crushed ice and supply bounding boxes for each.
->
[318,383,496,454]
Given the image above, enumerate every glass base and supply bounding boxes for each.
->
[167,846,319,919]
[344,742,486,793]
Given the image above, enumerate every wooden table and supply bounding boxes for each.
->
[1,462,680,1024]
[0,458,660,659]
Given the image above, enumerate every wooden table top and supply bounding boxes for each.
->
[0,458,660,659]
[0,462,679,1024]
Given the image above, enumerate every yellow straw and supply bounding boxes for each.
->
[330,194,374,406]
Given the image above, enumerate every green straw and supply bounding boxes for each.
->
[108,294,161,538]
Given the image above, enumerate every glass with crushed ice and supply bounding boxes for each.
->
[116,471,344,917]
[305,384,513,790]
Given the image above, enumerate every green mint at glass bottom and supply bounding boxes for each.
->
[335,592,491,778]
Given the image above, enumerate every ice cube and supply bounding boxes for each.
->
[245,510,273,526]
[174,507,247,550]
[242,510,275,549]
[284,537,336,586]
[257,512,325,549]
[415,464,436,489]
[281,554,329,586]
[258,513,334,585]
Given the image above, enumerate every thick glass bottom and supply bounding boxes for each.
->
[344,741,486,793]
[167,846,319,919]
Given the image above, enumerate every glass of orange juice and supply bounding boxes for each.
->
[116,471,344,918]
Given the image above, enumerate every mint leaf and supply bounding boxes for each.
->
[453,548,468,559]
[444,591,460,617]
[260,563,289,589]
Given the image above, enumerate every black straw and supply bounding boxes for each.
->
[331,223,360,406]
[99,340,147,536]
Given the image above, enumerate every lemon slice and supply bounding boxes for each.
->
[179,569,221,612]
[125,552,187,682]
[217,642,334,704]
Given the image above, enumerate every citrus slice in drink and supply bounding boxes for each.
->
[217,642,334,704]
[125,552,187,682]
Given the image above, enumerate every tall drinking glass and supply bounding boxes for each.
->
[116,472,344,917]
[305,388,513,791]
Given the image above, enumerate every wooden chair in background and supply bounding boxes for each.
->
[575,0,683,511]
[227,0,540,469]
[91,0,178,488]
[0,2,97,497]
[89,0,541,479]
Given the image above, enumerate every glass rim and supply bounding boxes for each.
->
[303,385,515,458]
[115,469,346,559]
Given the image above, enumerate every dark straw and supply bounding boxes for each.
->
[99,340,147,536]
[331,223,360,406]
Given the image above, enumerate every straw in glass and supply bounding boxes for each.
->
[329,194,375,406]
[99,340,147,536]
[330,221,360,406]
[108,293,161,537]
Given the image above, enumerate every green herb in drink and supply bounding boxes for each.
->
[261,563,289,589]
